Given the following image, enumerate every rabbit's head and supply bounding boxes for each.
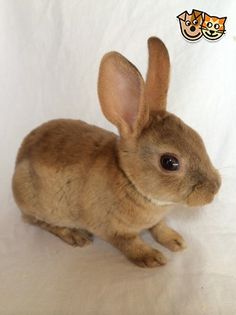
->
[98,37,221,207]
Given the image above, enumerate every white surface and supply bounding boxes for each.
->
[1,1,236,314]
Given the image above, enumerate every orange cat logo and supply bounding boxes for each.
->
[177,10,227,42]
[201,14,227,40]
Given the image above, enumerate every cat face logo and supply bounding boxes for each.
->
[177,9,203,41]
[201,14,227,40]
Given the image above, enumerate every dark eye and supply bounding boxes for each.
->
[160,154,180,171]
[193,19,198,25]
[207,22,212,28]
[185,20,191,26]
[214,23,219,29]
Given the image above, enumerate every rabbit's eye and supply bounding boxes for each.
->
[160,154,179,171]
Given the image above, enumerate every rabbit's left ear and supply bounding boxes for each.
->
[145,37,170,112]
[98,52,148,137]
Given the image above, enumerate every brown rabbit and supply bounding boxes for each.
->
[12,37,221,268]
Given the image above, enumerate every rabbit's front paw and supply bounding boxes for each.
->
[150,221,186,252]
[162,234,186,252]
[131,249,167,268]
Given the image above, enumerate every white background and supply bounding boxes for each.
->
[1,1,236,314]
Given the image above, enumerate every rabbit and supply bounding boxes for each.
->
[12,37,221,268]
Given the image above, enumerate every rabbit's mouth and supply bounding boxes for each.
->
[185,184,217,207]
[185,169,221,207]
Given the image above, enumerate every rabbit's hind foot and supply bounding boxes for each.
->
[23,214,93,247]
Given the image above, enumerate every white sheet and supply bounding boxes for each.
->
[1,1,236,314]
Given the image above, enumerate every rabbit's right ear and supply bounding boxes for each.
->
[98,52,148,137]
[145,37,170,112]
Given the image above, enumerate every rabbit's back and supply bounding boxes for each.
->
[16,119,116,167]
[12,119,117,227]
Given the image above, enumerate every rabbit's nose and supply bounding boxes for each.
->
[210,181,219,194]
[209,174,221,195]
[214,174,221,193]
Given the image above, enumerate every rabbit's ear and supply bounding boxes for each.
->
[98,52,148,137]
[145,37,170,112]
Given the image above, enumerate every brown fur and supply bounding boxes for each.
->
[145,37,170,111]
[12,37,221,268]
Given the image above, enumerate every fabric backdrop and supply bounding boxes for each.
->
[0,0,236,314]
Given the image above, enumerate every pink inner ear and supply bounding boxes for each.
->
[98,51,146,136]
[123,108,137,126]
[114,71,140,128]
